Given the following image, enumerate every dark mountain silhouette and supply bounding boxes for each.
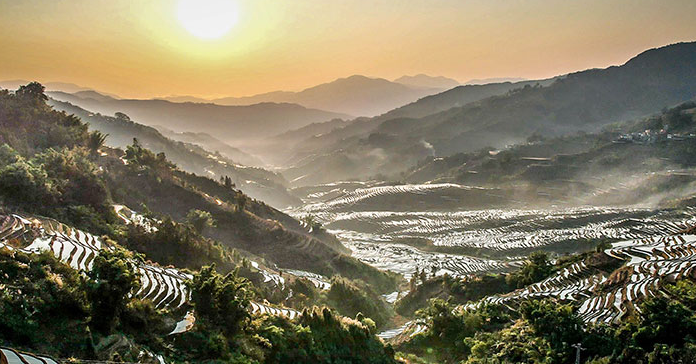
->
[277,42,696,186]
[268,79,553,179]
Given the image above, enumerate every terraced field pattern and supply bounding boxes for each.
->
[291,182,696,278]
[292,181,696,339]
[0,209,309,331]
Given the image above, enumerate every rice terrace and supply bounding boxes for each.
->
[2,1,696,363]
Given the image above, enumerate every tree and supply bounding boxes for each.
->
[189,265,252,336]
[87,130,108,156]
[87,248,141,334]
[186,209,216,234]
[0,155,57,209]
[223,175,235,189]
[114,112,131,121]
[236,193,247,212]
[16,82,48,103]
[632,296,696,350]
[520,299,584,360]
[506,251,553,288]
[124,138,174,175]
[302,214,323,232]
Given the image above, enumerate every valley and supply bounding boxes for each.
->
[287,178,696,281]
[3,13,696,360]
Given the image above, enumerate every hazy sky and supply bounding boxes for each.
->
[1,0,695,99]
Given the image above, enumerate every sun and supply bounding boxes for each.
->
[177,0,239,40]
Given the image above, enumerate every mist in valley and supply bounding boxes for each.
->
[2,1,696,363]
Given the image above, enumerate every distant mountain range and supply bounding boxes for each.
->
[274,41,696,186]
[157,74,467,116]
[195,75,447,116]
[153,126,266,167]
[46,90,349,144]
[0,79,122,99]
[403,100,696,207]
[268,78,552,181]
[2,75,523,120]
[393,74,460,90]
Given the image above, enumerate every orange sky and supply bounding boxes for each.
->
[1,0,695,99]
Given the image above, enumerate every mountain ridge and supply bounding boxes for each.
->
[393,74,460,89]
[210,74,445,116]
[277,41,696,186]
[47,90,350,144]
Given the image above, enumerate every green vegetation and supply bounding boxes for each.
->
[186,208,217,234]
[252,309,395,364]
[0,248,170,361]
[326,277,393,327]
[122,216,238,272]
[0,249,92,357]
[50,98,305,209]
[0,244,399,363]
[1,82,394,286]
[398,278,696,363]
[506,251,553,289]
[402,100,696,207]
[397,251,560,317]
[87,248,142,333]
[170,265,397,363]
[396,273,511,318]
[0,82,401,362]
[0,84,118,235]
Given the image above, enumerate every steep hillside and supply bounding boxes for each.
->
[46,91,350,143]
[376,78,555,122]
[0,83,395,289]
[49,99,300,209]
[271,80,552,183]
[384,41,696,157]
[279,42,696,186]
[0,192,395,363]
[273,78,553,165]
[404,101,696,207]
[394,225,696,363]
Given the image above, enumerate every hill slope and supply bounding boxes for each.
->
[404,100,696,207]
[279,42,696,186]
[275,79,554,185]
[153,125,265,167]
[49,99,300,209]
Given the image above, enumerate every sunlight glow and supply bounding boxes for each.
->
[177,0,239,40]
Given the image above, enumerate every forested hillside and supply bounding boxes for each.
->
[278,42,696,186]
[7,83,400,285]
[49,99,298,209]
[403,101,696,207]
[0,82,401,362]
